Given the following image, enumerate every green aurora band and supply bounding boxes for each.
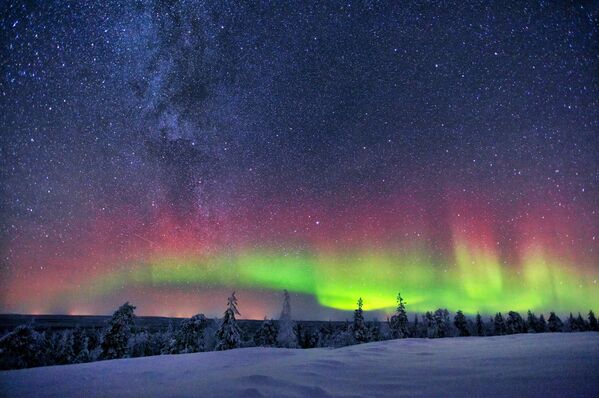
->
[83,242,598,314]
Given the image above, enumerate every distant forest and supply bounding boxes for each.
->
[1,291,597,370]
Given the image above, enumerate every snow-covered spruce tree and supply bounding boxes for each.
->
[424,311,437,338]
[389,293,410,339]
[433,309,451,338]
[493,312,507,335]
[352,297,368,343]
[55,329,76,365]
[100,302,136,360]
[128,330,153,358]
[566,313,577,332]
[415,313,429,338]
[160,320,177,354]
[201,319,220,351]
[565,312,587,332]
[368,319,382,342]
[410,313,420,337]
[526,310,539,333]
[575,313,588,331]
[588,310,598,331]
[88,329,103,361]
[547,312,563,332]
[565,312,588,332]
[215,292,242,351]
[71,327,90,363]
[0,324,44,370]
[38,331,57,366]
[74,333,92,363]
[86,328,102,352]
[148,330,172,356]
[331,326,356,347]
[317,321,335,347]
[474,313,485,336]
[538,314,547,332]
[294,323,318,348]
[254,318,278,347]
[277,289,298,348]
[175,314,207,353]
[454,310,470,336]
[506,311,526,334]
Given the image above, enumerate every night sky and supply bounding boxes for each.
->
[1,1,598,319]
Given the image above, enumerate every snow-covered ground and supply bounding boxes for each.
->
[1,333,598,397]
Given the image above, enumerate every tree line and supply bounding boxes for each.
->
[1,291,597,370]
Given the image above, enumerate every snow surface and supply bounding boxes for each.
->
[1,333,598,398]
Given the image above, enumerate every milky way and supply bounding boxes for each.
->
[1,1,598,319]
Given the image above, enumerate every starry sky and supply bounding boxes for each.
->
[1,1,598,319]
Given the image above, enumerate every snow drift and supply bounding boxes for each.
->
[1,333,598,397]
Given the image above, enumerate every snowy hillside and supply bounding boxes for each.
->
[1,333,598,398]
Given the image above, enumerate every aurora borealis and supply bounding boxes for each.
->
[1,2,598,319]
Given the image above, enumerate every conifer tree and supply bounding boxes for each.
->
[506,311,525,334]
[175,314,207,353]
[296,326,318,348]
[575,313,587,331]
[55,330,76,364]
[100,302,136,359]
[128,330,153,357]
[494,312,507,335]
[567,313,578,332]
[69,328,92,363]
[368,319,381,342]
[0,324,44,369]
[352,297,368,343]
[538,314,547,333]
[475,313,485,336]
[215,292,242,351]
[277,290,298,348]
[547,312,563,332]
[317,321,335,347]
[425,311,437,338]
[254,318,278,347]
[434,308,451,338]
[389,293,410,338]
[588,310,598,331]
[411,313,420,337]
[526,310,539,333]
[454,310,470,336]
